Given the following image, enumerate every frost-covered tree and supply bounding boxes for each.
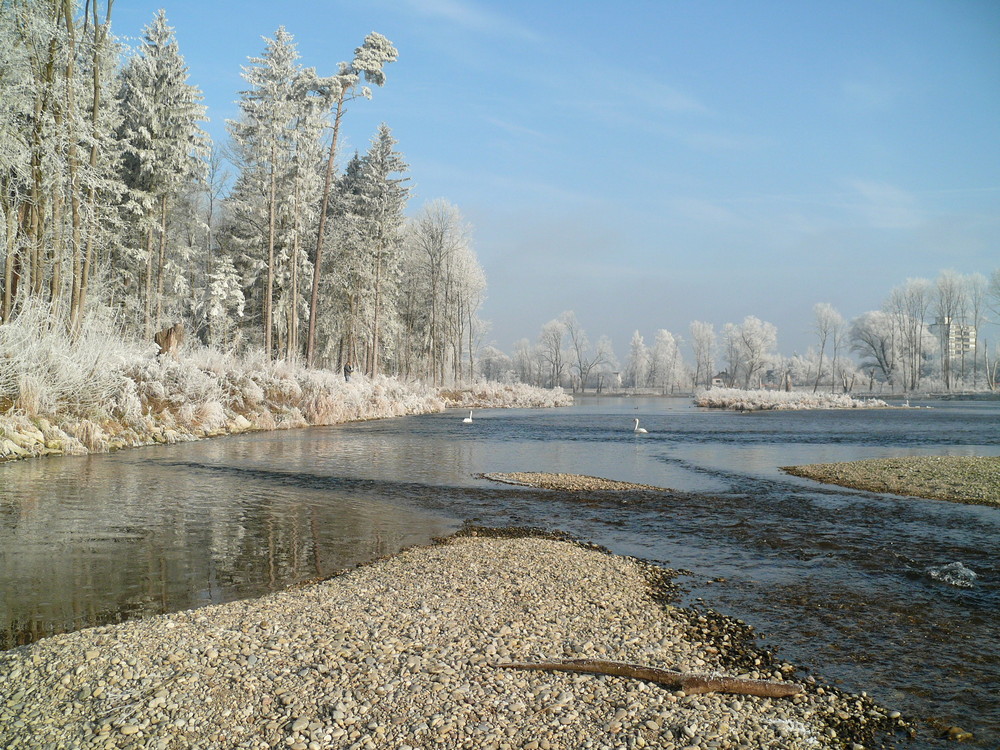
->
[851,310,898,390]
[932,270,968,389]
[964,272,988,387]
[562,311,608,391]
[1,0,123,329]
[689,320,716,388]
[625,330,648,388]
[537,317,567,388]
[478,344,512,382]
[304,32,398,366]
[226,27,325,358]
[811,303,843,392]
[592,336,620,393]
[116,10,209,337]
[650,329,682,394]
[359,125,408,376]
[325,125,409,375]
[885,278,930,391]
[987,269,1000,319]
[512,338,538,385]
[722,316,776,388]
[400,199,483,384]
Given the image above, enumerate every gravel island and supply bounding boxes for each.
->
[0,531,904,749]
[782,456,1000,507]
[480,473,669,492]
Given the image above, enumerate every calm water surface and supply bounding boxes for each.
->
[1,396,998,748]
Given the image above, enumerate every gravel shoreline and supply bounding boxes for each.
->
[480,473,669,492]
[0,530,905,750]
[782,456,1000,507]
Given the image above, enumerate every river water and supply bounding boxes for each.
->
[1,396,998,748]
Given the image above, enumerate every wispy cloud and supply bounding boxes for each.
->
[620,78,711,116]
[400,0,541,42]
[850,180,923,229]
[839,68,906,112]
[667,197,743,226]
[483,116,549,141]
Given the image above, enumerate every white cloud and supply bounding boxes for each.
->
[621,78,711,116]
[666,197,742,226]
[400,0,541,42]
[483,116,549,141]
[850,180,923,229]
[840,77,903,112]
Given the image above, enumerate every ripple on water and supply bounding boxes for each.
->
[925,561,978,588]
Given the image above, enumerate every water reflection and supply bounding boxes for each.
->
[0,443,456,648]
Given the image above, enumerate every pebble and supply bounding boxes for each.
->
[0,535,897,749]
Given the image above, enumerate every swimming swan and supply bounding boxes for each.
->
[633,418,647,434]
[462,411,473,423]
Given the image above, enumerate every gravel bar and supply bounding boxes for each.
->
[782,456,1000,507]
[0,531,905,749]
[480,473,669,492]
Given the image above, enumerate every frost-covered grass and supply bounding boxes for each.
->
[439,381,573,409]
[0,301,151,417]
[694,387,888,411]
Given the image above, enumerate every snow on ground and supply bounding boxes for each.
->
[694,388,888,411]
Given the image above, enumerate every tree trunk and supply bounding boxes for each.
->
[306,92,346,367]
[370,242,383,377]
[265,147,276,358]
[72,0,112,334]
[496,659,803,698]
[287,180,300,361]
[154,193,168,328]
[143,219,155,338]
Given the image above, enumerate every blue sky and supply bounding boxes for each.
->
[117,0,1000,357]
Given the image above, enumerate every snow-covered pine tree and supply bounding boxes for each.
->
[116,9,209,338]
[352,124,408,376]
[226,27,327,359]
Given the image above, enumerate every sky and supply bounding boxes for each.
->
[115,0,1000,359]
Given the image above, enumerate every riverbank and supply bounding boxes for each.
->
[782,456,1000,507]
[0,346,570,464]
[0,530,905,750]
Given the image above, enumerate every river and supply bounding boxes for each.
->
[1,396,998,748]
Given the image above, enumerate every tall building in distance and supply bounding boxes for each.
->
[929,316,977,358]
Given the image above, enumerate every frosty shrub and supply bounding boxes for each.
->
[694,388,888,411]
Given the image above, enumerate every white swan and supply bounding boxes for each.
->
[633,418,647,434]
[462,410,473,423]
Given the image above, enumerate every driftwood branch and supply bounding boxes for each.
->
[495,659,803,698]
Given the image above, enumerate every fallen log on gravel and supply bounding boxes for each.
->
[496,658,804,698]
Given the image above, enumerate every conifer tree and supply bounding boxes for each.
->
[359,123,408,375]
[227,27,327,359]
[116,9,209,337]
